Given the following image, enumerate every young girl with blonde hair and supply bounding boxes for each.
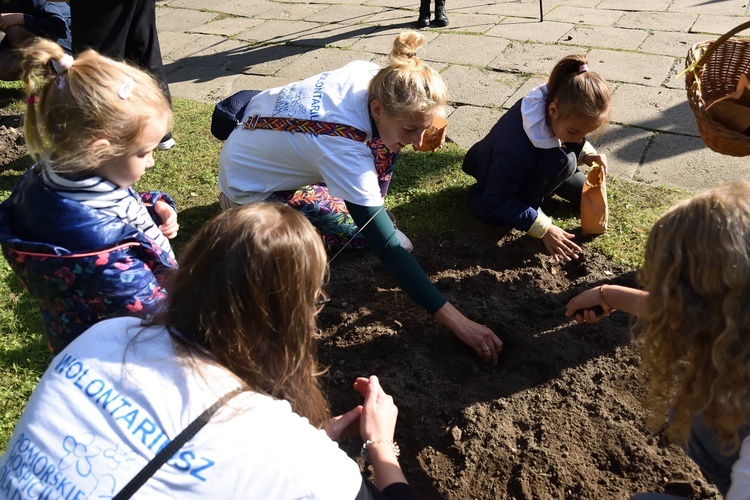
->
[1,203,415,499]
[0,38,178,353]
[566,182,750,498]
[463,54,611,263]
[219,31,502,363]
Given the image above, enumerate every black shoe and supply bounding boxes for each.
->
[158,131,176,150]
[434,1,449,26]
[417,0,431,27]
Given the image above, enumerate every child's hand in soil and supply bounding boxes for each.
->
[542,225,581,262]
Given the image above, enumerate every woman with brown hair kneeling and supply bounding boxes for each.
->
[0,203,413,499]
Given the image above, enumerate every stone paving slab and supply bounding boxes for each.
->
[476,1,548,19]
[489,42,587,75]
[423,33,510,67]
[561,25,649,51]
[638,31,712,58]
[611,84,699,137]
[586,49,676,87]
[597,0,671,11]
[590,124,654,181]
[638,134,750,191]
[615,11,697,33]
[305,5,385,25]
[691,15,748,36]
[669,0,748,16]
[359,8,423,26]
[441,66,526,107]
[486,19,574,44]
[544,6,624,26]
[192,17,265,37]
[446,105,505,150]
[256,3,328,20]
[156,8,218,32]
[274,48,376,78]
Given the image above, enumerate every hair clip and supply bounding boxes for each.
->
[55,74,66,90]
[52,54,74,75]
[119,77,134,100]
[578,64,589,73]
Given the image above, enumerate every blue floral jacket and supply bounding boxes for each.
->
[0,166,177,353]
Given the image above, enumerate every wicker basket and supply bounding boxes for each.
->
[685,20,750,157]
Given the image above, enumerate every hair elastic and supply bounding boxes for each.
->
[24,95,40,105]
[119,77,135,100]
[578,64,589,73]
[52,54,74,74]
[405,52,416,58]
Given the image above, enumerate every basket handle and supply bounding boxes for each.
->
[695,20,750,68]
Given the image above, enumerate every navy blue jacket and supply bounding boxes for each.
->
[0,0,71,52]
[462,98,584,231]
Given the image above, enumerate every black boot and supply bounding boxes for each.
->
[417,0,431,27]
[434,0,449,26]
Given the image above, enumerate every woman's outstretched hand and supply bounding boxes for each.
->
[434,302,502,363]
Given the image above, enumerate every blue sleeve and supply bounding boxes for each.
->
[139,191,177,226]
[22,0,69,41]
[345,201,446,315]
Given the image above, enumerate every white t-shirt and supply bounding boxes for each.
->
[218,60,384,207]
[0,317,362,499]
[728,435,750,499]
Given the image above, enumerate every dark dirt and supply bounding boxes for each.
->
[0,104,718,499]
[319,229,718,499]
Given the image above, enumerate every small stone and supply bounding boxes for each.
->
[450,426,462,442]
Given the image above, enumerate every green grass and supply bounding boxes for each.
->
[0,94,688,452]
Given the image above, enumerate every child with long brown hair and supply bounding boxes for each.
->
[1,203,414,498]
[0,38,178,353]
[463,54,611,263]
[566,182,750,498]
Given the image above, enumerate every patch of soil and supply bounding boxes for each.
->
[319,225,718,498]
[0,107,717,499]
[0,107,24,167]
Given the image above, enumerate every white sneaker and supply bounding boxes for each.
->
[157,132,175,151]
[394,228,414,252]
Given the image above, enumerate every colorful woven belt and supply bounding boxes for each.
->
[243,115,368,142]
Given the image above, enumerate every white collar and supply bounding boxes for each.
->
[521,84,562,149]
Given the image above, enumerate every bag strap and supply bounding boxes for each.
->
[112,387,244,499]
[243,115,368,142]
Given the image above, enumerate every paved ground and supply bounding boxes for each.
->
[156,0,750,192]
